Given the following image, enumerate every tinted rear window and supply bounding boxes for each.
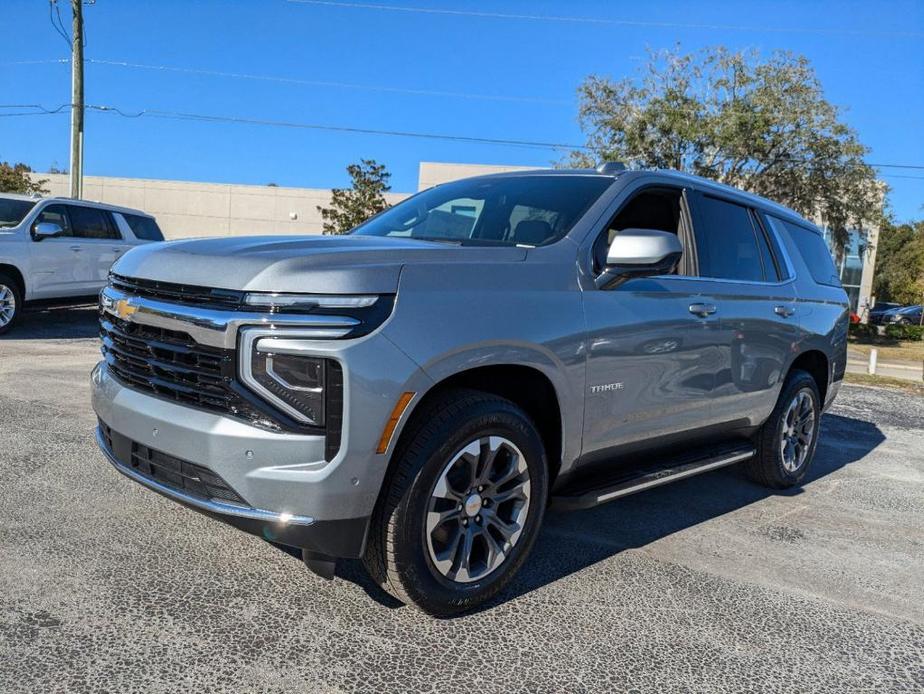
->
[68,205,120,240]
[692,195,765,281]
[123,213,164,241]
[769,217,840,287]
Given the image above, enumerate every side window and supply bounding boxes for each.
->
[593,187,686,275]
[32,204,73,237]
[750,212,781,281]
[67,205,120,240]
[692,195,764,282]
[121,213,165,241]
[769,216,841,287]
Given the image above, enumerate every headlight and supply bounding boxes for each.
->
[250,349,326,426]
[243,293,378,310]
[239,328,337,427]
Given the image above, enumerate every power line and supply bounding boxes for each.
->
[6,102,924,177]
[85,104,581,151]
[48,1,71,48]
[0,103,70,113]
[85,58,569,105]
[286,0,924,38]
[0,58,69,67]
[6,58,916,128]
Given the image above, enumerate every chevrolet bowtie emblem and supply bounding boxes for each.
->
[115,298,137,320]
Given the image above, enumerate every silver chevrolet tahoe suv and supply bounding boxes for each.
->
[91,166,848,615]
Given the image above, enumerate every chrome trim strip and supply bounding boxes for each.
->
[100,286,359,349]
[96,427,315,526]
[594,449,754,504]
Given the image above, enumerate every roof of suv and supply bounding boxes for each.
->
[0,192,154,218]
[469,167,810,227]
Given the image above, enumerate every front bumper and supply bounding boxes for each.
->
[91,333,428,556]
[95,424,372,554]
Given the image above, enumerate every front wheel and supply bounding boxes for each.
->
[0,273,22,336]
[745,369,821,489]
[363,389,548,616]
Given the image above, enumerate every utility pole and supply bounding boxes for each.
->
[68,0,84,199]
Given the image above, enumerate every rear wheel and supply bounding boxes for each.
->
[745,369,821,489]
[364,389,548,616]
[0,273,22,336]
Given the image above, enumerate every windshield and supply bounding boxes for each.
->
[352,175,612,247]
[0,199,37,229]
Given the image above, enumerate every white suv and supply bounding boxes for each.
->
[0,193,165,334]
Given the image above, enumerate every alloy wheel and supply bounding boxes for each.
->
[425,436,531,583]
[780,389,816,473]
[0,284,16,328]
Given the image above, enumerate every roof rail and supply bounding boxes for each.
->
[596,161,627,175]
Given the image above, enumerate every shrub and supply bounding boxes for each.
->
[849,323,878,340]
[885,324,924,341]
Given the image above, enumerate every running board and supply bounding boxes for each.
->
[551,445,755,512]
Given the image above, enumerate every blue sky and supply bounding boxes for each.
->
[2,0,922,221]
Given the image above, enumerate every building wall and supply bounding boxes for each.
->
[27,163,540,240]
[32,173,409,240]
[417,161,541,190]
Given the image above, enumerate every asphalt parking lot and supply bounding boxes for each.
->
[1,306,922,693]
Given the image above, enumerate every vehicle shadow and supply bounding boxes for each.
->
[332,412,885,614]
[8,304,99,340]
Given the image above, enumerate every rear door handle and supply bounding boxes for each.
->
[774,305,795,318]
[689,302,717,317]
[69,245,83,252]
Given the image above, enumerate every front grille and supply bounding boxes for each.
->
[102,276,348,458]
[100,420,248,506]
[100,315,279,429]
[110,274,244,310]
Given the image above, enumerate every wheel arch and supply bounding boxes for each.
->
[390,363,566,489]
[0,263,26,299]
[787,349,829,403]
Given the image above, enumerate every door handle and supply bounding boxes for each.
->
[112,248,124,254]
[774,305,795,318]
[689,303,717,317]
[69,245,83,252]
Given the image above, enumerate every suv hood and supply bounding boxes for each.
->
[112,235,527,294]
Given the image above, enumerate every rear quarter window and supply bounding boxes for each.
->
[122,213,165,241]
[769,216,840,287]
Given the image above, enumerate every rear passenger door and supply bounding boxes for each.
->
[66,204,125,293]
[688,192,798,428]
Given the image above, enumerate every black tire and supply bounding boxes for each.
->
[745,369,822,489]
[0,272,23,336]
[363,388,548,616]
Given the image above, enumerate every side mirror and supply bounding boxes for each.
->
[32,221,66,240]
[595,228,683,290]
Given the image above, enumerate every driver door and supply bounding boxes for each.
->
[580,185,723,462]
[28,204,85,299]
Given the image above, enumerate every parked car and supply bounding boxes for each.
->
[886,304,923,325]
[868,302,903,325]
[91,166,848,615]
[0,193,165,335]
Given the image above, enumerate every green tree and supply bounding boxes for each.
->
[873,220,924,305]
[571,47,885,262]
[317,159,392,235]
[0,161,49,195]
